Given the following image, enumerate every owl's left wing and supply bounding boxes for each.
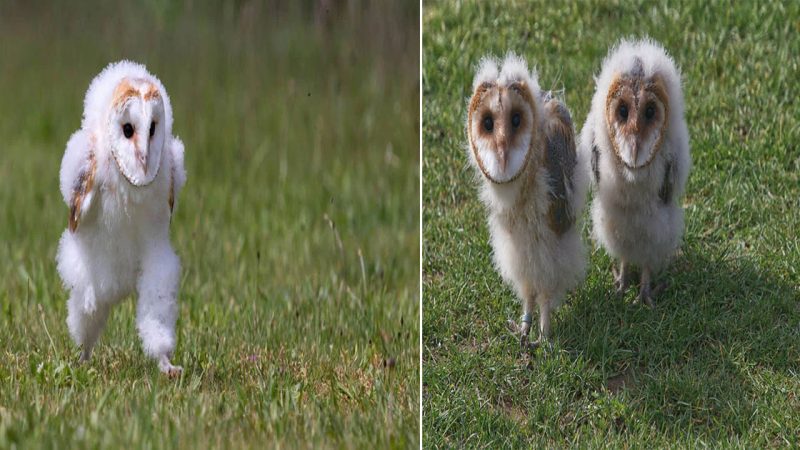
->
[168,137,186,216]
[541,92,578,236]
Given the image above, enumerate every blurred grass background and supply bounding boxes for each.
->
[0,1,419,448]
[423,0,799,447]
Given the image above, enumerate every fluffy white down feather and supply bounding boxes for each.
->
[56,60,186,375]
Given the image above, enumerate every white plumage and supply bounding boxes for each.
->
[578,38,690,306]
[466,54,588,349]
[56,61,186,376]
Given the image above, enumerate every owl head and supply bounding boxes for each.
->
[594,38,684,169]
[82,61,174,186]
[467,54,541,184]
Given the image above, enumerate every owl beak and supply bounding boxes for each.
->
[135,147,147,173]
[497,136,509,171]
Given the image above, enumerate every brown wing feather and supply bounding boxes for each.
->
[69,152,97,232]
[168,167,175,215]
[659,158,674,204]
[542,93,577,236]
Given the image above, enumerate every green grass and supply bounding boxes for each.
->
[423,1,799,447]
[0,2,419,448]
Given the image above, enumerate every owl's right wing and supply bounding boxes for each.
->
[658,157,675,205]
[59,130,97,232]
[541,92,578,236]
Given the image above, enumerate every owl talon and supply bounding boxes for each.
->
[507,319,520,334]
[526,337,552,354]
[533,337,550,349]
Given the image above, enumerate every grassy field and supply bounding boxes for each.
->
[0,1,419,448]
[423,1,799,447]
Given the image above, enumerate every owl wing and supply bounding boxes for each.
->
[658,157,674,204]
[60,130,97,232]
[168,137,186,216]
[590,138,600,185]
[541,92,578,236]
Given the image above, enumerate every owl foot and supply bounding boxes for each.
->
[612,264,632,296]
[637,286,656,308]
[636,269,665,308]
[519,323,531,351]
[524,337,553,355]
[79,348,92,363]
[159,355,183,378]
[639,280,667,308]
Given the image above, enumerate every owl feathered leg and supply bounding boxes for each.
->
[58,231,111,362]
[67,288,111,362]
[136,242,182,377]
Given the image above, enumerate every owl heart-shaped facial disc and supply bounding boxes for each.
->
[109,78,165,186]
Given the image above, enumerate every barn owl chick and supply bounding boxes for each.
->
[579,39,690,306]
[467,54,588,349]
[56,61,186,376]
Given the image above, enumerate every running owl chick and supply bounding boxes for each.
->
[579,39,690,307]
[466,54,588,349]
[56,61,186,376]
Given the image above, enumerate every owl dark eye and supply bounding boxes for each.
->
[122,123,134,139]
[149,121,156,138]
[511,112,521,129]
[645,104,655,120]
[618,103,629,120]
[483,116,494,132]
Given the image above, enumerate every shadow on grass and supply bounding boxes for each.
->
[556,243,799,438]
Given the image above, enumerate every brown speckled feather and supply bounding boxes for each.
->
[69,152,96,232]
[659,158,674,204]
[591,141,600,185]
[542,92,577,236]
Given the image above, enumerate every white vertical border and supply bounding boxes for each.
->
[417,0,424,447]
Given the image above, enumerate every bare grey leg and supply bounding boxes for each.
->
[638,267,656,308]
[531,298,551,349]
[519,293,535,350]
[613,261,632,296]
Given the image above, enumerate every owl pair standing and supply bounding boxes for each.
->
[466,39,690,349]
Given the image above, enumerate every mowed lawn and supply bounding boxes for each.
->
[423,1,799,447]
[0,2,419,448]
